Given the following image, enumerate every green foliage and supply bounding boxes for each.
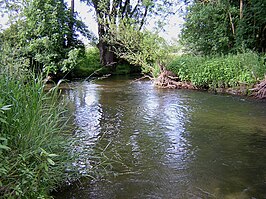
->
[181,0,266,55]
[81,0,177,66]
[235,0,266,52]
[167,52,266,88]
[0,72,76,198]
[71,47,104,78]
[0,0,88,76]
[181,1,235,55]
[107,22,170,77]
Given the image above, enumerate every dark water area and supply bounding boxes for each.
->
[54,76,266,199]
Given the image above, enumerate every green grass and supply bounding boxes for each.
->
[0,72,76,198]
[167,52,266,89]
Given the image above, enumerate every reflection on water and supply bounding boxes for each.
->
[55,77,266,199]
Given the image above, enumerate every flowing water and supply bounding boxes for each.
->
[55,76,266,199]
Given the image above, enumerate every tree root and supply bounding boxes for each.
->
[154,70,196,89]
[250,77,266,99]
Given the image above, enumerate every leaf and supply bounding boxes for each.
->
[48,153,58,157]
[0,118,7,124]
[0,144,11,150]
[0,137,8,141]
[40,148,48,156]
[0,105,12,111]
[44,164,49,172]
[47,158,55,166]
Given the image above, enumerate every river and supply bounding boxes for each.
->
[54,76,266,199]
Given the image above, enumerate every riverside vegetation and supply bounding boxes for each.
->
[167,52,266,94]
[0,0,266,197]
[0,69,78,198]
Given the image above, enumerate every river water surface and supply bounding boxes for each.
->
[55,77,266,199]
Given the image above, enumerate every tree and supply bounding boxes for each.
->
[181,0,266,55]
[106,21,170,77]
[181,1,236,55]
[235,0,266,52]
[0,0,89,77]
[81,0,176,67]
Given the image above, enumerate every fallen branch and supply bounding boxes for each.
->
[131,75,154,83]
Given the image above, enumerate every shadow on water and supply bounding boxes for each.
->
[54,76,266,199]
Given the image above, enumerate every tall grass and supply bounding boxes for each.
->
[0,72,75,198]
[167,52,266,89]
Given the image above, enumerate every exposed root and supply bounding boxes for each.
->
[131,75,154,83]
[250,76,266,99]
[154,70,196,89]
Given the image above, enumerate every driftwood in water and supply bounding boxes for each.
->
[250,77,266,99]
[154,70,195,89]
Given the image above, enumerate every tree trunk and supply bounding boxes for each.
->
[228,11,235,36]
[67,0,74,47]
[98,40,115,66]
[240,0,243,19]
[97,24,116,68]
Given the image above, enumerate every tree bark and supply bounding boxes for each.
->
[240,0,243,19]
[97,40,115,67]
[228,11,235,36]
[67,0,74,47]
[97,24,116,67]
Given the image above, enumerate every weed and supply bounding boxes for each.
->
[167,52,265,89]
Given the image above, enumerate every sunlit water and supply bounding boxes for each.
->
[54,76,266,199]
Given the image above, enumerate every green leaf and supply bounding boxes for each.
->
[47,158,55,166]
[0,118,7,124]
[0,144,11,150]
[0,105,12,111]
[48,153,58,157]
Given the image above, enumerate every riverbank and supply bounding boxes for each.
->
[166,52,266,99]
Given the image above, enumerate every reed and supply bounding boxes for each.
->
[0,72,76,198]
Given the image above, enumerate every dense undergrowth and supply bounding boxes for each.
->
[0,71,76,198]
[71,47,103,78]
[167,52,266,90]
[71,47,140,78]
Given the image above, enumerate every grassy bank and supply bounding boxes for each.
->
[167,52,266,91]
[0,72,75,198]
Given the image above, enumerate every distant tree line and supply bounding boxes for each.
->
[181,0,266,55]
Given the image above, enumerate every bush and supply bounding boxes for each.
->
[167,52,266,88]
[71,47,104,78]
[0,73,75,198]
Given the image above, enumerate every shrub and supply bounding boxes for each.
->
[72,47,103,78]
